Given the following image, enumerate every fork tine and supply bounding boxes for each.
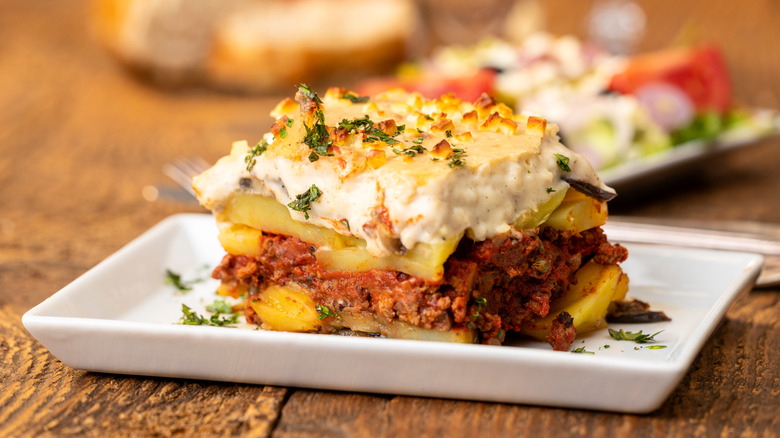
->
[162,156,211,196]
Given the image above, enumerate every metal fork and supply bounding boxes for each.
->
[162,156,211,196]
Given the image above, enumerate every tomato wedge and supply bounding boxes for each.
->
[609,45,732,114]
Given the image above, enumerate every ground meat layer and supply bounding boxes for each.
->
[212,226,627,349]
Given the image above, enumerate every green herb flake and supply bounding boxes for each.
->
[647,345,667,350]
[206,299,233,315]
[546,187,555,193]
[245,140,269,171]
[179,304,238,327]
[554,153,571,172]
[164,269,192,291]
[472,296,488,318]
[280,127,287,139]
[571,347,595,354]
[341,92,370,103]
[337,114,374,132]
[286,118,294,127]
[302,109,332,158]
[288,185,322,220]
[448,148,467,167]
[337,115,404,145]
[316,304,336,320]
[393,144,427,157]
[340,219,350,230]
[445,129,453,138]
[608,328,664,344]
[296,83,322,104]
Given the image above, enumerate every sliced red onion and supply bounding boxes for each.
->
[634,82,695,131]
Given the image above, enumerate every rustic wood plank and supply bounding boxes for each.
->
[0,305,289,437]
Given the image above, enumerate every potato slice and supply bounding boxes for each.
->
[248,282,476,342]
[223,193,363,250]
[542,189,608,233]
[217,222,263,257]
[521,260,626,341]
[314,234,461,281]
[249,283,323,332]
[513,187,567,230]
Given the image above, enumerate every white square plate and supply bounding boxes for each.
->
[22,214,763,413]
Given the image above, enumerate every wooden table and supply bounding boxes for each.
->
[1,1,778,436]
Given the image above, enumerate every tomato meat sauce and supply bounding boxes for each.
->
[212,227,627,350]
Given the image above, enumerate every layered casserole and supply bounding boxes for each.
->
[193,86,628,350]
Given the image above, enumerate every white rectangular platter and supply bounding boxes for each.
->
[22,214,763,413]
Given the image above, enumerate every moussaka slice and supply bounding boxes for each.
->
[193,85,628,350]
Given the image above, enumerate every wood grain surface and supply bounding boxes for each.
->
[0,1,778,437]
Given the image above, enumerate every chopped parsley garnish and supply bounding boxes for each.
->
[297,83,322,104]
[647,345,668,350]
[554,153,571,172]
[445,129,453,138]
[546,187,555,193]
[164,269,192,291]
[296,84,332,160]
[303,108,332,159]
[608,328,663,344]
[392,144,426,157]
[341,92,370,103]
[316,304,336,320]
[179,304,238,327]
[245,140,268,171]
[472,296,487,318]
[448,148,467,167]
[288,185,322,220]
[338,115,402,145]
[205,299,233,315]
[337,114,374,132]
[366,130,399,145]
[571,347,595,354]
[165,268,208,292]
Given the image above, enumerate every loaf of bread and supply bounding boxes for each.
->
[91,0,418,92]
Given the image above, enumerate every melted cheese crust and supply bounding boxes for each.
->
[194,88,612,257]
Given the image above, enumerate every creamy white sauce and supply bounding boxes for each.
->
[193,90,613,257]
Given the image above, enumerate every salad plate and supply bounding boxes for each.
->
[599,115,780,189]
[22,214,763,413]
